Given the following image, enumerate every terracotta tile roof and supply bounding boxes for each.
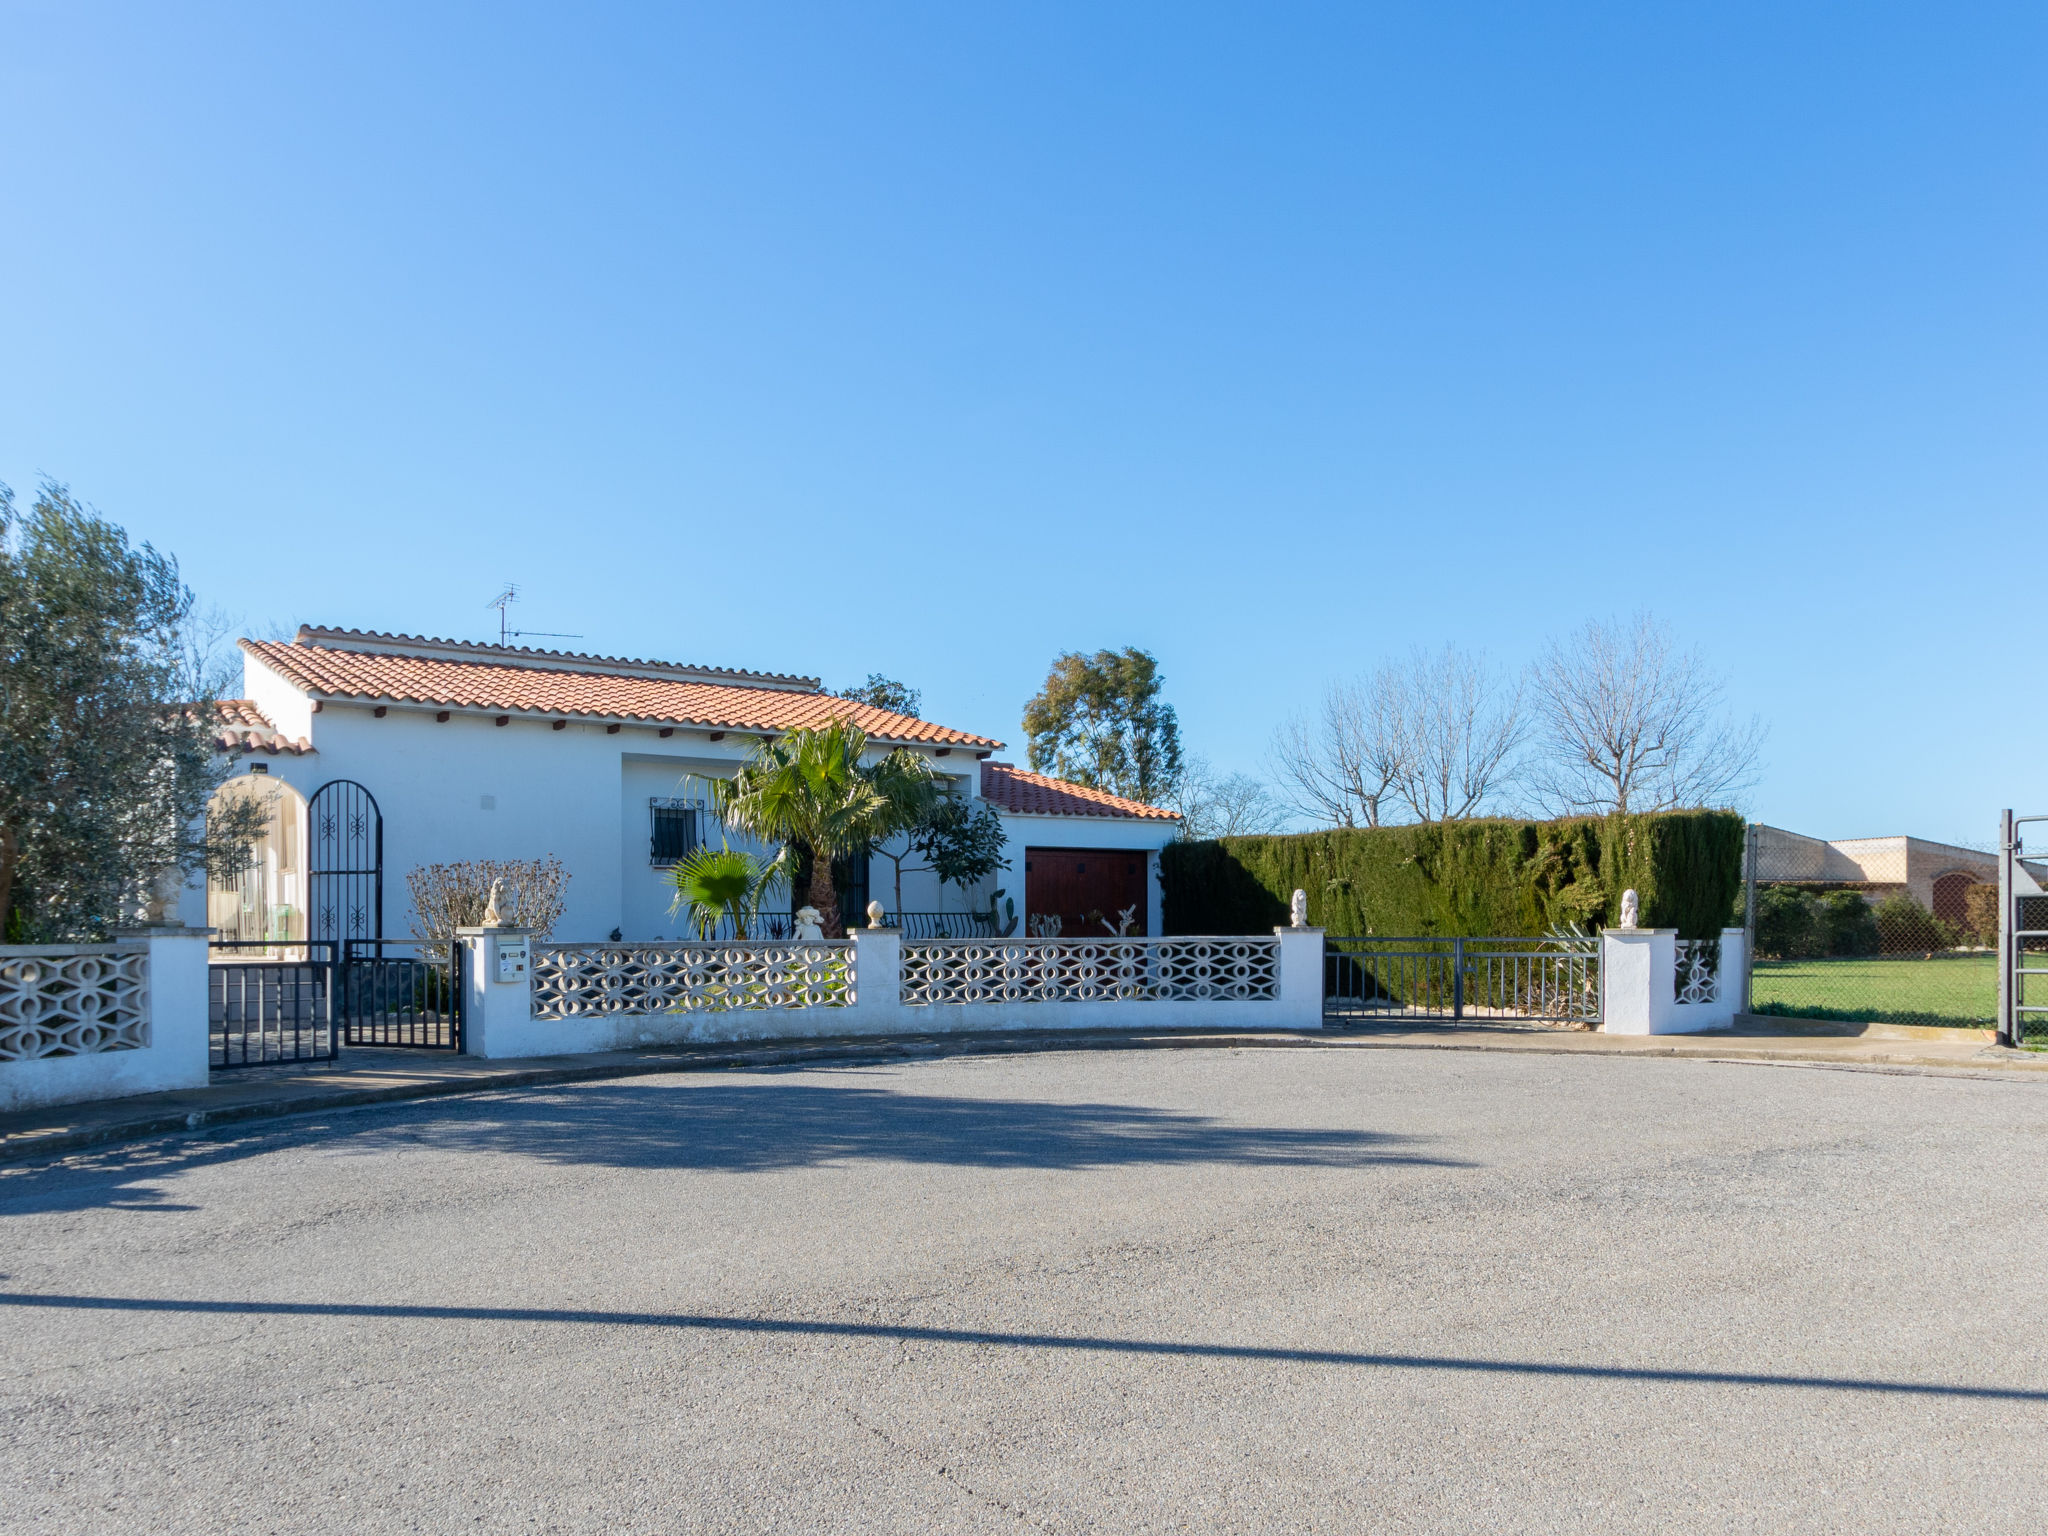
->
[240,637,1004,750]
[979,762,1180,821]
[290,626,820,689]
[209,700,315,756]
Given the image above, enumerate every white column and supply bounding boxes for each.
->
[1601,928,1682,1034]
[1273,926,1326,1031]
[849,926,903,1031]
[458,927,536,1058]
[139,926,213,1091]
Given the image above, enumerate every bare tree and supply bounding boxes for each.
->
[1172,755,1286,839]
[1526,614,1762,814]
[1271,648,1521,826]
[1270,669,1408,827]
[1393,646,1524,822]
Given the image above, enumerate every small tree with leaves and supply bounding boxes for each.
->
[869,793,1011,918]
[835,674,921,717]
[0,480,243,940]
[1021,647,1183,806]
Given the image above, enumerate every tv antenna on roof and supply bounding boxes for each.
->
[484,584,582,648]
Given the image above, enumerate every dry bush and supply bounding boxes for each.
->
[406,857,570,942]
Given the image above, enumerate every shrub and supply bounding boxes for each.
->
[1754,885,1820,960]
[407,857,570,942]
[1873,892,1955,954]
[1962,883,1999,947]
[1814,890,1880,957]
[1161,810,1743,940]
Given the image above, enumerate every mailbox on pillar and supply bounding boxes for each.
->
[494,934,530,984]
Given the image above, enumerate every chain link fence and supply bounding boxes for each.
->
[1744,827,1996,1030]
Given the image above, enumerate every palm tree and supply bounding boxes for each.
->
[713,721,937,937]
[667,844,793,939]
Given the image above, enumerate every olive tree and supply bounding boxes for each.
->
[0,480,242,940]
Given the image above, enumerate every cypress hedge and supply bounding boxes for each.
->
[1161,811,1745,940]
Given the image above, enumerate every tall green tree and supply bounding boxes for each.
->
[713,721,937,937]
[1021,647,1183,806]
[0,480,237,940]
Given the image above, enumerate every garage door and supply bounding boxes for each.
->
[1024,848,1149,937]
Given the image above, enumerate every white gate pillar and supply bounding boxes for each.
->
[1601,928,1680,1034]
[1273,925,1325,1030]
[849,924,903,1031]
[458,927,537,1058]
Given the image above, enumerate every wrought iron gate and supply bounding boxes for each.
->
[340,940,463,1050]
[1325,935,1601,1027]
[209,941,338,1067]
[1997,811,2048,1047]
[308,780,382,947]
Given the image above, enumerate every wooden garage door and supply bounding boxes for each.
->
[1024,848,1149,937]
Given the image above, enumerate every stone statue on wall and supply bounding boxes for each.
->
[1290,889,1309,929]
[482,880,506,928]
[1619,889,1640,929]
[867,900,887,930]
[793,906,825,940]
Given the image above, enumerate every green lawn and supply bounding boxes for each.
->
[1749,955,1996,1028]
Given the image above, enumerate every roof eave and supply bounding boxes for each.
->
[302,694,1000,747]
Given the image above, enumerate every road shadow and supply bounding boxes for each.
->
[360,1079,1458,1175]
[1,1291,2038,1403]
[0,1076,1459,1218]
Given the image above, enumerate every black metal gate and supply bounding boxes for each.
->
[340,940,463,1050]
[309,779,382,947]
[1325,935,1601,1027]
[209,941,339,1067]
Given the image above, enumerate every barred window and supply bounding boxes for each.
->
[650,801,699,866]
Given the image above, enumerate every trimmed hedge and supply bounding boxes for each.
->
[1161,811,1745,941]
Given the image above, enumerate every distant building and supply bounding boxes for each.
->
[1751,825,1995,927]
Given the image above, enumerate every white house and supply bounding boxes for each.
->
[184,627,1181,945]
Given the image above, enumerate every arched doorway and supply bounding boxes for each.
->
[308,780,383,945]
[207,774,309,944]
[1932,870,1975,930]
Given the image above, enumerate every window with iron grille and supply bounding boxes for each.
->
[649,800,700,866]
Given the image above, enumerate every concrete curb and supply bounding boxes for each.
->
[4,1024,2043,1166]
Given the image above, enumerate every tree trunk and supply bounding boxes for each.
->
[808,854,843,940]
[0,823,16,941]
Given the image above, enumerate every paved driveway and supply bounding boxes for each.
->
[3,1047,2045,1533]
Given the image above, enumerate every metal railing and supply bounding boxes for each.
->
[209,940,338,1068]
[1324,936,1600,1027]
[895,911,1000,940]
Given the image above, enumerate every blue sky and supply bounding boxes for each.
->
[3,2,2041,846]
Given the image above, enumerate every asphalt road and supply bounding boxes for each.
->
[3,1046,2045,1533]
